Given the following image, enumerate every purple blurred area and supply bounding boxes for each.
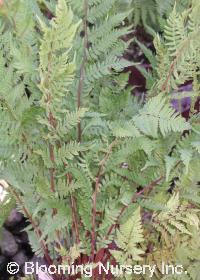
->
[171,84,193,113]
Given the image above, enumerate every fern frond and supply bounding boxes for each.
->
[153,193,200,239]
[133,94,190,137]
[164,6,185,57]
[109,120,141,138]
[39,0,80,114]
[88,0,117,23]
[110,207,145,263]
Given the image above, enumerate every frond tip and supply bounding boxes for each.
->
[133,94,191,138]
[110,207,145,263]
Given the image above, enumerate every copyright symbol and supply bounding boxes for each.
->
[7,262,20,275]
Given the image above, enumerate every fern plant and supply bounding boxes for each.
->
[119,0,189,35]
[0,1,200,280]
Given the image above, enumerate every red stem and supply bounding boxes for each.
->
[90,141,117,268]
[49,143,56,192]
[66,171,80,244]
[47,111,57,193]
[70,194,80,244]
[105,176,164,240]
[77,0,88,142]
[91,177,99,263]
[8,187,53,266]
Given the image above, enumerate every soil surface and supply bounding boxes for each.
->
[0,209,33,279]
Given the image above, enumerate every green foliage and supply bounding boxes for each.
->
[0,183,15,230]
[120,0,189,34]
[153,2,200,97]
[133,94,191,137]
[110,207,145,263]
[153,193,199,237]
[0,1,200,280]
